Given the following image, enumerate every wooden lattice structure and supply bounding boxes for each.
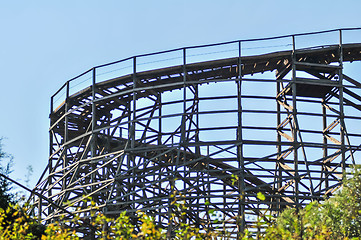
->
[31,28,361,237]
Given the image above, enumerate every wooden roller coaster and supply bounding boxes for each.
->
[31,28,361,238]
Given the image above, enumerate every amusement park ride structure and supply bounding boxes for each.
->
[31,28,361,237]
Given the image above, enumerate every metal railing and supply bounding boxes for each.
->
[51,27,361,113]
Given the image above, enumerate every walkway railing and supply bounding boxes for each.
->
[51,28,361,112]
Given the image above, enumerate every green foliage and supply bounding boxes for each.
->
[0,138,15,211]
[2,166,360,239]
[0,203,45,239]
[246,165,361,240]
[0,196,222,239]
[257,192,266,201]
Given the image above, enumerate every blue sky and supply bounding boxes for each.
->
[0,0,360,188]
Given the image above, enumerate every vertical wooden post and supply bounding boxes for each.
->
[237,40,246,233]
[90,68,97,238]
[48,96,54,216]
[132,57,137,149]
[63,81,70,191]
[322,98,328,191]
[291,35,300,207]
[338,30,346,172]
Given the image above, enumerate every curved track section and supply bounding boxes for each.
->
[32,30,361,237]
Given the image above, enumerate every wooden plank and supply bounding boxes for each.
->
[343,74,361,88]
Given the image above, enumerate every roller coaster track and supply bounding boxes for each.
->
[31,28,361,237]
